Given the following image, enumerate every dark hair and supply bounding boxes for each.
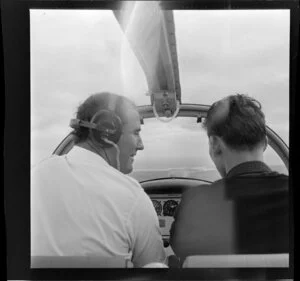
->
[72,92,135,143]
[203,94,266,151]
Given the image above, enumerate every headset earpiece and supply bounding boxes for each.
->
[70,110,123,148]
[90,110,123,147]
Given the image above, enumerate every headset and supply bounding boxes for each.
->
[69,95,123,148]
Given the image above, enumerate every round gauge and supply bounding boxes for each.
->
[163,200,179,217]
[152,200,162,216]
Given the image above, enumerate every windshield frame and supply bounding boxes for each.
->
[53,103,289,172]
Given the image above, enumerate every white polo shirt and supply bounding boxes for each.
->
[31,146,166,267]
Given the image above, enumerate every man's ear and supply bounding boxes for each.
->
[209,136,222,156]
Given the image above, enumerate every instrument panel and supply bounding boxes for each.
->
[150,194,181,242]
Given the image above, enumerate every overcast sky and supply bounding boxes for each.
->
[30,5,290,174]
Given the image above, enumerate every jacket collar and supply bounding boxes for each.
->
[67,145,110,168]
[226,161,272,178]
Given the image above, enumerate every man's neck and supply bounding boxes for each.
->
[224,150,265,175]
[77,141,108,163]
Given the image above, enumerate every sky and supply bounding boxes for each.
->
[30,4,290,176]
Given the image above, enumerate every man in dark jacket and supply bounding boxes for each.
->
[169,94,289,263]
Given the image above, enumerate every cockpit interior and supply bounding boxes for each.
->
[28,0,292,273]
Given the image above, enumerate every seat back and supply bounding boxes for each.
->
[31,255,133,268]
[182,254,289,268]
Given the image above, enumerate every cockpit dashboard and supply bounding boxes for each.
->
[151,194,181,245]
[142,177,211,246]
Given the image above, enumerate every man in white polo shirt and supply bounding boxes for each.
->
[31,92,166,267]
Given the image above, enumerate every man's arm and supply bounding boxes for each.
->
[170,185,235,260]
[127,191,167,267]
[169,187,195,259]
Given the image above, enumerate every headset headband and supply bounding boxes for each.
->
[69,119,96,130]
[69,118,117,135]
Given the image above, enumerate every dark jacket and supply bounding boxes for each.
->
[169,161,289,261]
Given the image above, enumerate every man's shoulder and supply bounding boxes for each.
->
[266,171,289,181]
[31,155,64,172]
[224,171,289,199]
[226,171,289,185]
[124,174,142,187]
[185,179,224,192]
[114,172,142,190]
[112,173,148,200]
[181,181,223,202]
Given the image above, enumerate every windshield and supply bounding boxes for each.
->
[130,117,288,182]
[174,10,289,145]
[30,8,290,179]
